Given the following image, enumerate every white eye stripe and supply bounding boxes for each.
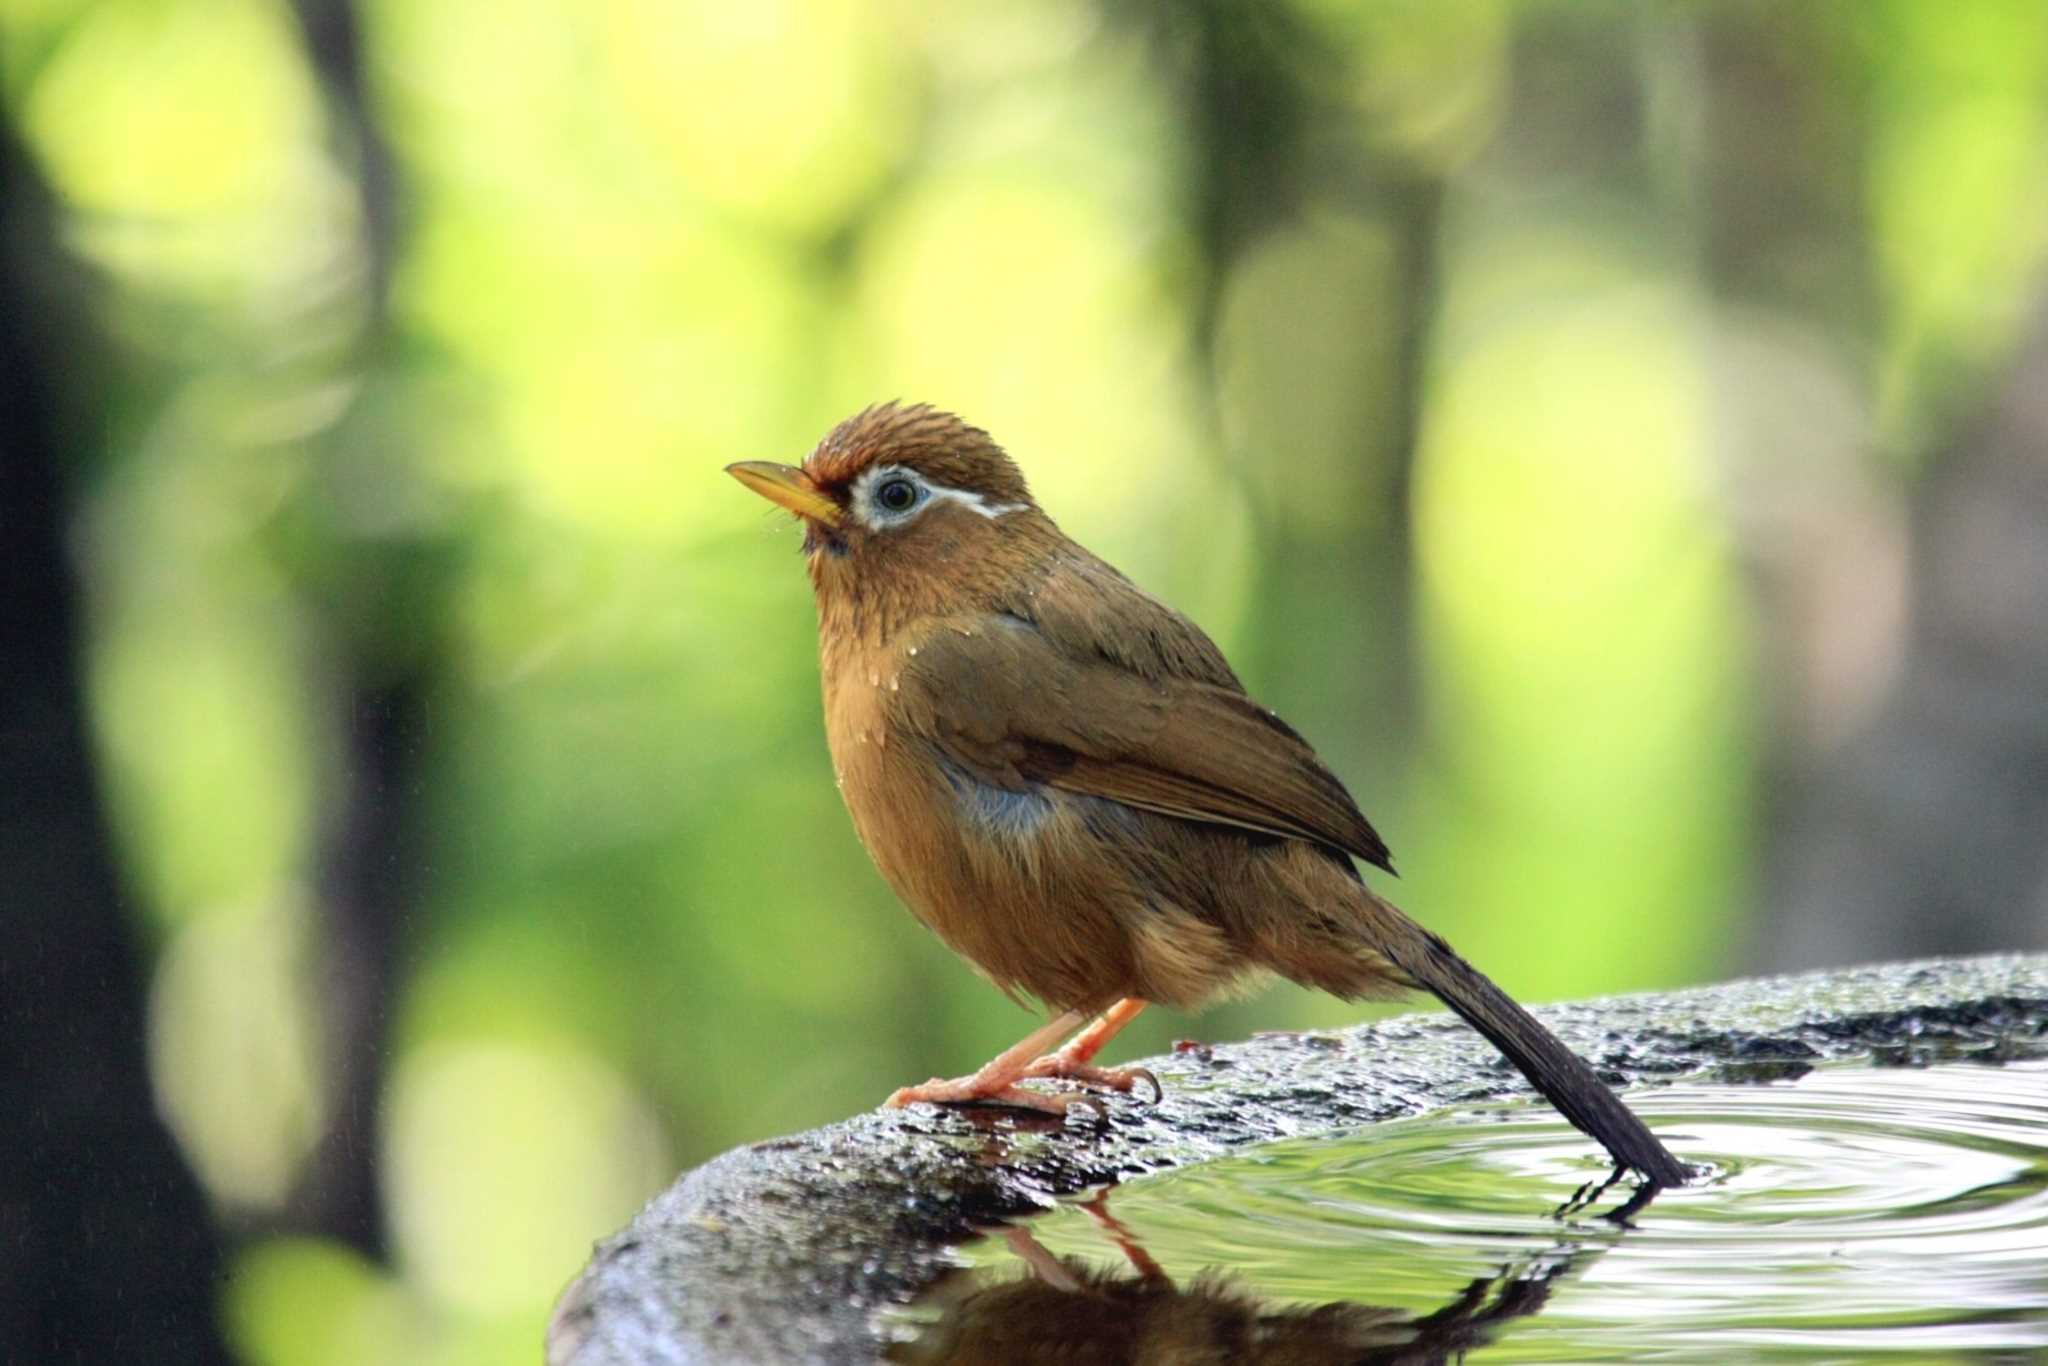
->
[848,465,1026,529]
[928,486,1028,520]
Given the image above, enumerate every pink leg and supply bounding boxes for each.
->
[884,1010,1090,1115]
[1001,1225,1086,1292]
[1078,1190,1166,1283]
[1020,998,1159,1100]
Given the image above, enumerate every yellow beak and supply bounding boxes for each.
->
[725,461,842,527]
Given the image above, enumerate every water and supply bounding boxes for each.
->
[890,1060,2048,1361]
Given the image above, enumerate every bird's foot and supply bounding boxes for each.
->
[1020,1054,1163,1104]
[884,1077,1103,1118]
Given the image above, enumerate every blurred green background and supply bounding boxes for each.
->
[4,0,2047,1360]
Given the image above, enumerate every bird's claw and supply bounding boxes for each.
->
[884,1079,1100,1119]
[883,1080,945,1109]
[1063,1093,1112,1126]
[1019,1055,1163,1105]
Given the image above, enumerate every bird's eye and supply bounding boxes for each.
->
[875,477,919,513]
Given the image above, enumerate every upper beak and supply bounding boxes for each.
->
[725,461,842,527]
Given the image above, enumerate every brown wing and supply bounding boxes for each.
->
[896,610,1393,871]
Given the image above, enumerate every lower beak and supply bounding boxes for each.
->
[725,462,842,527]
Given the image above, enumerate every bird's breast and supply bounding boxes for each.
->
[818,634,933,854]
[814,624,1256,1012]
[820,634,1058,864]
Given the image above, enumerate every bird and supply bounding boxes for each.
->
[726,402,1687,1186]
[898,1193,1570,1364]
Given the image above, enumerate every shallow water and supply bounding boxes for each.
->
[893,1059,2048,1361]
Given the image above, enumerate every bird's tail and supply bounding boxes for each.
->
[1377,912,1688,1186]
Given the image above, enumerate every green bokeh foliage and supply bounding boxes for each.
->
[4,0,2044,1357]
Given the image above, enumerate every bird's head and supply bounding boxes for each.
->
[727,404,1048,609]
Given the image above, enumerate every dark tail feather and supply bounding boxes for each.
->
[1388,929,1688,1186]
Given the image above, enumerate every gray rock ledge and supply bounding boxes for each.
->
[549,954,2048,1365]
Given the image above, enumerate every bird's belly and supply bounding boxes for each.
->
[839,744,1242,1011]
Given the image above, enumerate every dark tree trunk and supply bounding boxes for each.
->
[1124,0,1432,744]
[278,0,432,1259]
[1689,0,2048,970]
[1757,298,2048,968]
[0,116,234,1366]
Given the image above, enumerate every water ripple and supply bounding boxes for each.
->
[909,1060,2048,1361]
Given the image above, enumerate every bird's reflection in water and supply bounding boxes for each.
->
[892,1192,1601,1365]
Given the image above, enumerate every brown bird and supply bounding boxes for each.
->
[728,403,1686,1185]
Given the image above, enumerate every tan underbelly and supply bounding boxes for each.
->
[842,750,1243,1010]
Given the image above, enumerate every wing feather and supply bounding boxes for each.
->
[898,608,1393,871]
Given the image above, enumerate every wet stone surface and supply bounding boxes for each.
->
[547,955,2048,1365]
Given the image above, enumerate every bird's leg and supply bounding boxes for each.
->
[1039,997,1147,1066]
[884,1009,1091,1114]
[1020,997,1158,1100]
[1001,1226,1086,1292]
[1077,1190,1167,1283]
